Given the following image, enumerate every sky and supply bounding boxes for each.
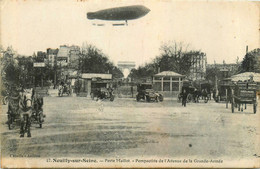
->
[1,0,259,66]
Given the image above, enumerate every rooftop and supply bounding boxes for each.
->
[230,72,260,82]
[82,73,112,80]
[154,71,184,77]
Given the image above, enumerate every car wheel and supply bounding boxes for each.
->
[159,95,163,102]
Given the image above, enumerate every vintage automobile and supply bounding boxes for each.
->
[136,83,163,102]
[91,87,115,101]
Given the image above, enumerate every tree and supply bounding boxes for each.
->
[16,56,34,87]
[80,44,123,78]
[1,47,21,93]
[205,66,220,84]
[241,48,260,73]
[128,41,206,82]
[157,41,193,74]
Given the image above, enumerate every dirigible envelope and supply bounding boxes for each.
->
[87,5,150,21]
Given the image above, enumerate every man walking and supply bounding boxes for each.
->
[131,86,134,98]
[181,89,188,107]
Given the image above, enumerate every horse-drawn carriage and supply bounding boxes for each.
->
[7,89,45,137]
[231,81,257,114]
[177,86,197,103]
[214,79,233,103]
[177,81,210,103]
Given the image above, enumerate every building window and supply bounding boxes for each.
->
[163,82,170,91]
[172,82,179,91]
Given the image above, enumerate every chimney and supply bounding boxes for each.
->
[246,46,248,54]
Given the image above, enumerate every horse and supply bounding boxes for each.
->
[193,89,201,103]
[19,89,33,137]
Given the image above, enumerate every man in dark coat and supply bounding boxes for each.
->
[181,89,188,107]
[131,86,134,98]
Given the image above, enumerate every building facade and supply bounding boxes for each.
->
[207,63,240,77]
[36,51,47,62]
[69,45,81,69]
[46,48,59,67]
[188,52,207,81]
[57,45,70,66]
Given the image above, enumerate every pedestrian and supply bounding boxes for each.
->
[108,86,113,98]
[131,86,133,98]
[182,89,188,107]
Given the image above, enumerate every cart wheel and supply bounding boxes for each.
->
[231,102,234,113]
[254,104,257,114]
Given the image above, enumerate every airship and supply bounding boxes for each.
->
[87,5,150,26]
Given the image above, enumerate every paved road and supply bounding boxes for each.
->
[1,96,259,159]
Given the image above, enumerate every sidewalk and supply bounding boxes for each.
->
[48,89,58,97]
